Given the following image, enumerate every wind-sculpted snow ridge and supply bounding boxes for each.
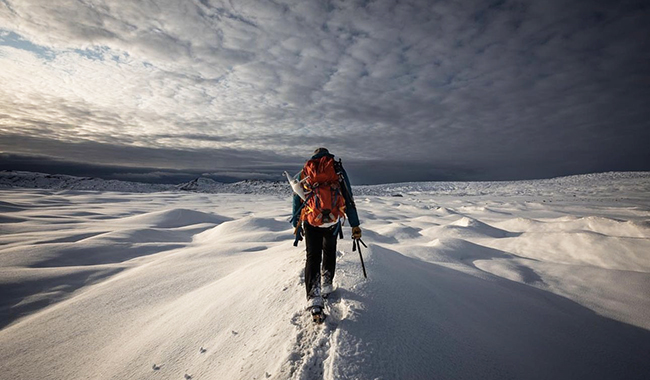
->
[355,171,650,198]
[0,170,292,196]
[1,185,650,379]
[176,177,289,194]
[0,170,176,192]
[3,170,650,200]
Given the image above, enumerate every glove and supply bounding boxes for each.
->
[293,224,304,247]
[351,226,362,239]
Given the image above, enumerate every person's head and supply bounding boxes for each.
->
[314,147,329,155]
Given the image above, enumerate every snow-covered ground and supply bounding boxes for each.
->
[1,172,649,379]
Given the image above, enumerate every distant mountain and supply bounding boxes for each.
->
[176,176,288,195]
[0,170,175,193]
[0,170,290,196]
[177,176,225,192]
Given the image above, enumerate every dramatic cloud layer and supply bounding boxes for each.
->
[1,0,648,183]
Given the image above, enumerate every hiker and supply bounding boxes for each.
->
[291,147,361,316]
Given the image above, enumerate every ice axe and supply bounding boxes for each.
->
[283,171,309,201]
[352,238,368,278]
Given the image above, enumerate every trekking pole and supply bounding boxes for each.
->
[352,238,368,278]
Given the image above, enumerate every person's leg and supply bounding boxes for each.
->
[322,225,338,290]
[304,223,323,302]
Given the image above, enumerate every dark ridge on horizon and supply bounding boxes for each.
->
[3,152,650,186]
[2,150,650,186]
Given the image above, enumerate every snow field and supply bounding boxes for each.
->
[1,181,650,379]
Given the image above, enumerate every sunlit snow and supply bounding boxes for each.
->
[1,172,649,379]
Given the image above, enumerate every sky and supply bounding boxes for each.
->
[0,0,649,185]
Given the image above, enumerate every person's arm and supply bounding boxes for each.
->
[291,170,306,227]
[291,193,303,227]
[339,167,360,227]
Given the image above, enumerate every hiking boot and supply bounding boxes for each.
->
[306,295,324,310]
[321,277,334,297]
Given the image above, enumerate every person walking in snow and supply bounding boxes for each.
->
[290,148,361,322]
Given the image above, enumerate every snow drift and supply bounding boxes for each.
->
[1,172,649,379]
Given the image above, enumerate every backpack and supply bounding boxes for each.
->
[299,155,346,226]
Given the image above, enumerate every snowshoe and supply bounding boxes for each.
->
[310,306,326,324]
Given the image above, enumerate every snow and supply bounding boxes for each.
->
[1,172,650,379]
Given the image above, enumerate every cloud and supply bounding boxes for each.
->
[0,0,648,182]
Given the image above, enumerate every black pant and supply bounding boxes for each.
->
[304,223,338,298]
